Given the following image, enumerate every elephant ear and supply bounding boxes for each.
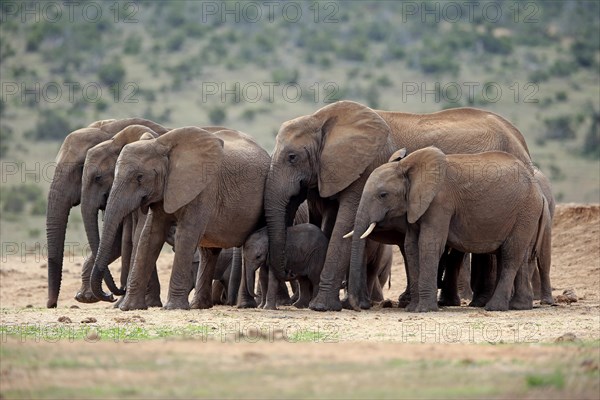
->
[56,128,112,165]
[112,125,159,150]
[315,101,391,198]
[403,147,447,224]
[389,148,407,163]
[158,127,225,214]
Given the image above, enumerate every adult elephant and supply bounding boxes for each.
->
[81,125,229,306]
[82,125,160,303]
[265,100,532,311]
[350,147,547,311]
[90,127,270,311]
[46,118,168,308]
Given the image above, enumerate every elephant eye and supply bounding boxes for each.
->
[94,175,102,183]
[136,173,143,183]
[288,153,297,164]
[379,192,388,199]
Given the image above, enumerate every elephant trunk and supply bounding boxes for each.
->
[45,181,72,308]
[226,247,242,305]
[347,211,370,310]
[264,177,290,282]
[90,184,131,301]
[81,191,101,260]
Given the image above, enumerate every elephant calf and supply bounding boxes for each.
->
[353,147,549,312]
[244,224,328,309]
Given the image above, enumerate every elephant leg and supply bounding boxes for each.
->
[212,280,226,305]
[537,230,554,305]
[397,242,411,308]
[226,247,242,306]
[458,254,473,301]
[190,248,221,309]
[144,265,162,307]
[120,209,168,311]
[412,221,447,313]
[531,266,541,300]
[438,249,464,307]
[309,201,356,312]
[120,214,134,291]
[237,260,258,309]
[509,261,534,310]
[369,272,384,303]
[264,268,280,310]
[469,254,496,307]
[257,265,268,308]
[403,227,420,312]
[485,245,525,311]
[293,278,312,308]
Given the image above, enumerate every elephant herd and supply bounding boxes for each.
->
[45,100,554,313]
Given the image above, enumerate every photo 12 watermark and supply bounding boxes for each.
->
[0,1,139,23]
[400,1,540,24]
[1,82,139,105]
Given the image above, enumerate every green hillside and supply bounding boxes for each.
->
[1,0,599,245]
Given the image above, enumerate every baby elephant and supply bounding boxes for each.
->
[244,224,328,308]
[354,147,548,312]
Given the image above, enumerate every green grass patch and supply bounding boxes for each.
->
[526,370,565,389]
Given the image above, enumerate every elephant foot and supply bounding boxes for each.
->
[237,298,258,309]
[114,296,124,308]
[263,301,278,310]
[119,295,148,311]
[413,300,439,313]
[145,295,163,308]
[341,296,358,311]
[75,288,103,304]
[509,295,533,310]
[438,294,461,307]
[406,300,419,312]
[293,300,309,309]
[189,296,210,310]
[278,297,293,306]
[398,291,411,308]
[540,295,555,305]
[469,294,491,308]
[484,298,509,311]
[309,293,342,312]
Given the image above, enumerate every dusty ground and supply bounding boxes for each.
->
[1,204,599,399]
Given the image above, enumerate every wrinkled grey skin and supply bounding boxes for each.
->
[83,125,231,307]
[351,147,548,312]
[244,224,328,309]
[458,168,555,307]
[91,128,269,311]
[265,101,533,312]
[46,118,168,308]
[242,202,309,309]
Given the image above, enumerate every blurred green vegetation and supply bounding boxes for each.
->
[0,0,598,244]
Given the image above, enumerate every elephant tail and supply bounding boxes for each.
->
[532,197,549,262]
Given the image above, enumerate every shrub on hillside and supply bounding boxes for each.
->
[98,60,126,87]
[25,109,74,141]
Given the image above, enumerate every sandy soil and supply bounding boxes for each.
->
[1,204,599,399]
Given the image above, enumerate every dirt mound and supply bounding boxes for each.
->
[553,203,600,228]
[550,204,600,302]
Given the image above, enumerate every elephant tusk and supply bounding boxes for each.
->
[360,222,376,239]
[343,230,354,239]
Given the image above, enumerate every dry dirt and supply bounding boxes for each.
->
[1,204,599,399]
